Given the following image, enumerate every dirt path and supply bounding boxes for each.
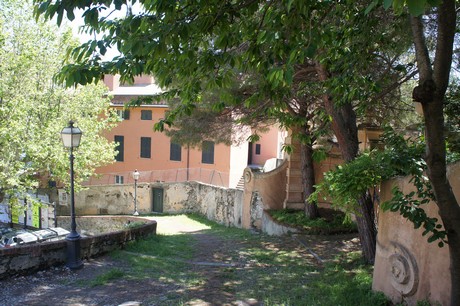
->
[0,216,360,306]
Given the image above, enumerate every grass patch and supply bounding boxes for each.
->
[232,245,318,305]
[307,252,388,306]
[124,221,146,229]
[88,268,125,287]
[269,208,357,234]
[123,233,194,259]
[186,213,256,240]
[234,250,386,306]
[111,233,202,287]
[104,214,382,305]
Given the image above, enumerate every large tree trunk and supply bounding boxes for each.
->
[301,138,319,219]
[411,3,460,304]
[316,62,377,264]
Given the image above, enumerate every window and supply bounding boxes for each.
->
[140,137,151,158]
[170,142,182,161]
[141,110,152,120]
[116,109,130,120]
[255,144,261,155]
[114,135,124,162]
[202,141,215,164]
[115,175,124,184]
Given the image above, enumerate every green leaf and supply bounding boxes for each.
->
[365,0,379,15]
[407,0,426,16]
[427,235,438,243]
[383,0,393,9]
[287,0,295,12]
[66,9,75,21]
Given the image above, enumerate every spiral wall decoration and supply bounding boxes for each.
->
[389,242,419,296]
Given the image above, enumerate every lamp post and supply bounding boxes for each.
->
[133,170,140,216]
[60,120,83,270]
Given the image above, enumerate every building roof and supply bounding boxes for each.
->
[109,83,164,96]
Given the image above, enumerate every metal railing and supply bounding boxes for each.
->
[82,168,229,187]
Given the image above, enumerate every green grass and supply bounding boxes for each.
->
[87,268,125,287]
[102,214,385,305]
[306,252,388,306]
[111,233,199,285]
[123,233,194,259]
[269,209,358,234]
[124,221,146,229]
[186,213,257,240]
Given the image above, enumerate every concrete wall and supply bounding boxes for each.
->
[242,162,288,229]
[68,181,244,228]
[373,162,460,305]
[261,211,299,236]
[0,216,157,279]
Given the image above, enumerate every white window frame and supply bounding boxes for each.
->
[115,175,124,184]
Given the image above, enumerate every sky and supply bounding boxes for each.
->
[64,3,143,60]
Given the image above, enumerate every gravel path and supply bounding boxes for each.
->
[0,216,360,306]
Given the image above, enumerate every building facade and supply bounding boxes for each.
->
[88,75,285,189]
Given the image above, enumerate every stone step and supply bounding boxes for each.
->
[286,184,303,192]
[284,191,304,203]
[287,169,302,177]
[287,176,302,186]
[288,160,301,169]
[236,175,245,190]
[284,202,305,210]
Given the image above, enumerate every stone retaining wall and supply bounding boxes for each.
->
[163,182,243,227]
[68,181,244,228]
[0,216,157,279]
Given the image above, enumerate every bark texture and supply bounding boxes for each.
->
[316,62,377,263]
[410,2,460,304]
[301,140,319,219]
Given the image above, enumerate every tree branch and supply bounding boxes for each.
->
[410,16,433,81]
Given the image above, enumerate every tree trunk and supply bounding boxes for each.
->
[356,191,377,263]
[301,139,319,219]
[410,2,460,304]
[316,62,377,264]
[421,89,460,306]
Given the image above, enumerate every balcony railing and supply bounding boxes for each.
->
[82,168,229,187]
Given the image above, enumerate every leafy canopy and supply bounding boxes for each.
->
[310,128,450,246]
[0,0,118,203]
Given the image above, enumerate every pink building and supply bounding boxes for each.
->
[89,75,285,188]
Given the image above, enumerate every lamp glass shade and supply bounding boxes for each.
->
[133,170,140,180]
[61,123,82,148]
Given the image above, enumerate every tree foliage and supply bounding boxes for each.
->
[0,0,117,203]
[32,0,417,263]
[445,82,460,157]
[311,128,449,246]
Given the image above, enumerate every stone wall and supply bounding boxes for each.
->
[163,182,243,228]
[373,162,460,305]
[0,216,157,279]
[62,172,300,233]
[67,181,244,228]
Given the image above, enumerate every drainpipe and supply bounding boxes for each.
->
[186,144,190,181]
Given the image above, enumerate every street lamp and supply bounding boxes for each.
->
[133,169,140,216]
[60,120,83,270]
